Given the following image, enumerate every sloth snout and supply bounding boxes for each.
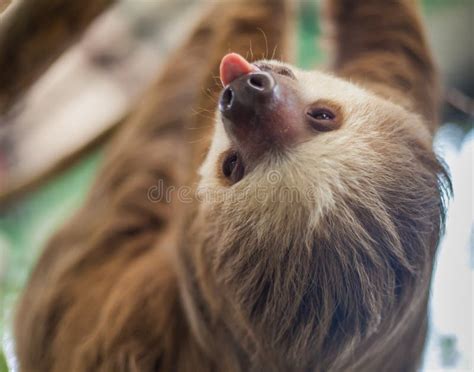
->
[219,52,276,119]
[218,53,304,161]
[218,70,281,160]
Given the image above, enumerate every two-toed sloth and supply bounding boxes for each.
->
[15,0,450,371]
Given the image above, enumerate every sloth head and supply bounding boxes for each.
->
[195,53,449,367]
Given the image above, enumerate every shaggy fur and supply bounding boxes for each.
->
[15,0,450,371]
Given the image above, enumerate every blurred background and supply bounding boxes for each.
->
[0,0,472,371]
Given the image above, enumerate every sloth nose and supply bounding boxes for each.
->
[218,52,276,119]
[219,71,276,115]
[245,72,275,94]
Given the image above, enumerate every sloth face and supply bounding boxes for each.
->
[195,54,448,359]
[199,53,434,230]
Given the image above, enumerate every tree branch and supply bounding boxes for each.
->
[0,0,116,116]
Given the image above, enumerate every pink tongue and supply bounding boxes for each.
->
[220,53,257,86]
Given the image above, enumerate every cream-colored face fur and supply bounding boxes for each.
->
[198,61,431,234]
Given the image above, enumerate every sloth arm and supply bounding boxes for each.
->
[68,1,294,370]
[324,0,439,130]
[15,1,293,371]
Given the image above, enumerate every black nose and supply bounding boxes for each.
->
[247,72,275,93]
[219,71,276,117]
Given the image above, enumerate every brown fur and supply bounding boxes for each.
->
[324,0,440,127]
[15,1,450,371]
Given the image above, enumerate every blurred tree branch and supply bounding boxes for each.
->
[0,0,12,14]
[445,87,474,117]
[0,0,116,117]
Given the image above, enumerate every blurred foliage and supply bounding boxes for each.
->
[0,350,7,372]
[297,1,321,68]
[440,335,460,367]
[422,0,471,12]
[0,148,103,343]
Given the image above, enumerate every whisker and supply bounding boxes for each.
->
[249,39,254,60]
[187,136,211,144]
[257,27,269,59]
[271,44,278,60]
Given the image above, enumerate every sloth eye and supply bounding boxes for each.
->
[308,109,334,121]
[306,107,340,132]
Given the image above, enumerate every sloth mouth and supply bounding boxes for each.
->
[222,151,245,184]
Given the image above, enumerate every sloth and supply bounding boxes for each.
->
[15,0,450,371]
[187,54,449,372]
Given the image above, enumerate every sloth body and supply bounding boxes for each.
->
[15,1,449,371]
